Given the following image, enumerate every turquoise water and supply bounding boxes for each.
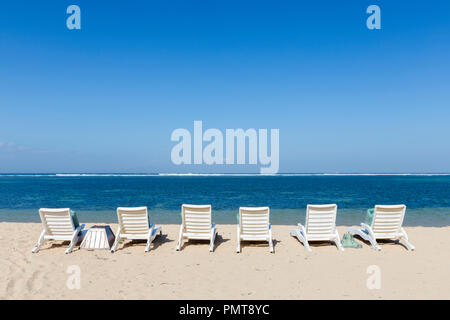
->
[0,174,449,226]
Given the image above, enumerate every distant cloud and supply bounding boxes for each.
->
[0,141,29,152]
[0,140,68,156]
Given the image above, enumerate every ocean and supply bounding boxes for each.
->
[0,174,449,226]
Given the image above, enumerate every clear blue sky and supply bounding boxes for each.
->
[1,1,449,173]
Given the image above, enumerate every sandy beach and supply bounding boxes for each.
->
[0,222,448,300]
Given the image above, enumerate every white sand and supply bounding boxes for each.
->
[0,223,449,299]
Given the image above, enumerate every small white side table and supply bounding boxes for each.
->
[80,225,115,250]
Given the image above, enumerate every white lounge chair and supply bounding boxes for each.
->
[290,204,343,251]
[237,207,273,253]
[176,204,217,252]
[111,206,162,252]
[32,208,85,254]
[347,204,414,251]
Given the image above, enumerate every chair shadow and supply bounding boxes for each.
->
[178,239,210,251]
[151,233,174,250]
[309,240,339,249]
[36,240,84,253]
[213,234,230,250]
[239,239,279,252]
[120,233,173,251]
[353,235,409,250]
[177,234,231,251]
[44,241,70,250]
[290,236,342,250]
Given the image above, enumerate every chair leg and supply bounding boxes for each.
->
[236,226,241,253]
[291,227,311,251]
[32,229,46,253]
[334,231,344,251]
[303,239,312,252]
[145,226,161,252]
[65,229,81,254]
[111,236,120,253]
[368,236,381,251]
[111,227,121,253]
[145,232,154,252]
[268,229,274,253]
[176,224,183,251]
[401,237,415,251]
[400,228,415,250]
[348,226,380,250]
[209,228,217,252]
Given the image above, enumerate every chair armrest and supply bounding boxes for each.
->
[361,223,371,230]
[149,223,156,234]
[74,224,85,236]
[297,223,306,234]
[360,223,376,238]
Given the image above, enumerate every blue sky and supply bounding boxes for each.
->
[0,1,449,173]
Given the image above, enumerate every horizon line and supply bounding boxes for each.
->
[1,172,450,177]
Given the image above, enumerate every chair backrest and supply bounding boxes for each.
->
[305,204,338,236]
[39,208,75,236]
[239,207,270,236]
[371,204,406,236]
[117,207,149,235]
[181,204,212,234]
